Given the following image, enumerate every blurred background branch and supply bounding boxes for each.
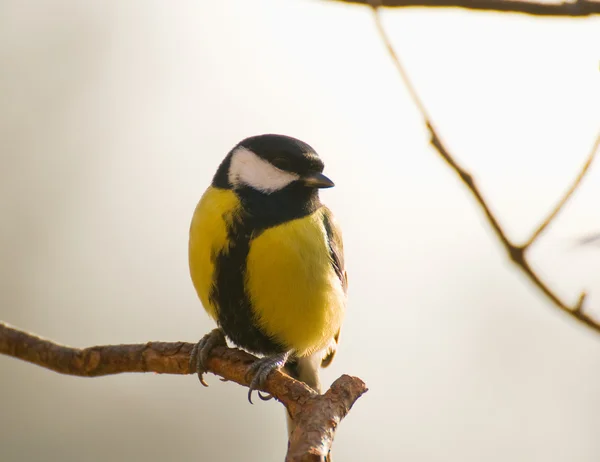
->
[370,4,600,333]
[576,233,600,246]
[331,0,600,16]
[0,321,367,461]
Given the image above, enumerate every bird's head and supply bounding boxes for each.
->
[213,134,334,194]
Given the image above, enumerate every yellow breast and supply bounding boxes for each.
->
[246,208,346,356]
[188,187,239,321]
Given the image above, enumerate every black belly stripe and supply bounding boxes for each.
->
[209,183,323,356]
[210,212,284,355]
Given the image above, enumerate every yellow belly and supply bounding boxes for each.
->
[246,208,346,355]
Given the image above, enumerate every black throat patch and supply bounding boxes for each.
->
[209,183,322,355]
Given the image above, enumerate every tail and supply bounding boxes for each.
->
[284,334,339,460]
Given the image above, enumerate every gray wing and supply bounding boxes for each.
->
[322,206,348,293]
[320,206,347,368]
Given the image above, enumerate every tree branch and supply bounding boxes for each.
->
[523,135,600,248]
[328,0,600,17]
[0,321,367,461]
[369,4,600,333]
[576,232,600,246]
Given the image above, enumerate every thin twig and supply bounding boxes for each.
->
[330,0,600,17]
[0,321,367,460]
[370,3,600,333]
[576,232,600,246]
[523,134,600,249]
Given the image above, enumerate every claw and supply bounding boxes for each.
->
[189,328,227,386]
[245,351,290,404]
[258,391,273,401]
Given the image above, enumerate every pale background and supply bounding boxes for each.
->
[1,1,600,461]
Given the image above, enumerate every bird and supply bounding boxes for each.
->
[188,134,347,436]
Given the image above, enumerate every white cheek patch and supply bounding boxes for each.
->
[228,147,300,193]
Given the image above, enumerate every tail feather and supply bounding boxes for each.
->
[284,351,323,434]
[320,329,340,369]
[284,350,333,461]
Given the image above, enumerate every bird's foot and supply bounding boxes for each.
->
[245,351,290,404]
[189,328,227,386]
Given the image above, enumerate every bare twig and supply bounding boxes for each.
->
[0,321,367,460]
[329,0,600,17]
[523,134,600,248]
[369,3,600,332]
[576,232,600,246]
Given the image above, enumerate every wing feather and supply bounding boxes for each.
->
[320,206,347,368]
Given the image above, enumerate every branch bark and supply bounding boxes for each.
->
[329,0,600,17]
[0,321,367,461]
[369,4,600,333]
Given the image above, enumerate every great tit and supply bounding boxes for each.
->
[188,134,347,433]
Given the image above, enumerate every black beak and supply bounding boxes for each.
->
[301,172,335,189]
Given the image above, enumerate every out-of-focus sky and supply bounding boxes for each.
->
[1,1,600,461]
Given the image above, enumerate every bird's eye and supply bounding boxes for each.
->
[272,157,291,171]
